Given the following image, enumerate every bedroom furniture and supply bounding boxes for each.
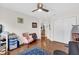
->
[0,31,9,55]
[68,41,79,55]
[32,33,37,40]
[0,37,6,55]
[22,33,34,44]
[22,33,37,44]
[53,41,79,55]
[72,25,79,41]
[8,33,19,50]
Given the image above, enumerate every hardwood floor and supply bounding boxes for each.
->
[8,39,68,55]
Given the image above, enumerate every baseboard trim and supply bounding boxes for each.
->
[53,41,68,45]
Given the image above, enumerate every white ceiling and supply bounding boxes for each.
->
[0,3,79,19]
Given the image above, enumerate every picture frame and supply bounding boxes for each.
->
[32,22,37,28]
[17,17,24,24]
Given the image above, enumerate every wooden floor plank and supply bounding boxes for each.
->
[8,39,68,55]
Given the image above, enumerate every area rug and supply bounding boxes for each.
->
[18,47,50,55]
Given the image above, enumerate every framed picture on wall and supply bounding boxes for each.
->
[17,17,24,24]
[32,22,37,28]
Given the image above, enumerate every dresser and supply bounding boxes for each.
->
[8,33,19,50]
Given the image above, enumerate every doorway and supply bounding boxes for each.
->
[41,24,46,40]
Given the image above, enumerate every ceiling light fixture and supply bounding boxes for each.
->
[32,3,49,12]
[38,9,42,11]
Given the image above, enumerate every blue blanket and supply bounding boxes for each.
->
[18,47,49,55]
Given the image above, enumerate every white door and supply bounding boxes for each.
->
[54,19,64,43]
[64,17,76,44]
[54,17,76,44]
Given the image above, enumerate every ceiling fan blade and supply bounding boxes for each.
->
[32,9,38,12]
[41,8,49,12]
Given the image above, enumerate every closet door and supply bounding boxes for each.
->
[54,19,64,43]
[54,17,76,44]
[77,16,79,25]
[64,17,76,44]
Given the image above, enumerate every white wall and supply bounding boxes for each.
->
[77,16,79,25]
[49,16,79,44]
[0,7,41,44]
[1,6,79,44]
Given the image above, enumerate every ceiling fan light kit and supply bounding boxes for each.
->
[38,9,42,11]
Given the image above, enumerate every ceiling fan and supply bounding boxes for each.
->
[32,3,49,12]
